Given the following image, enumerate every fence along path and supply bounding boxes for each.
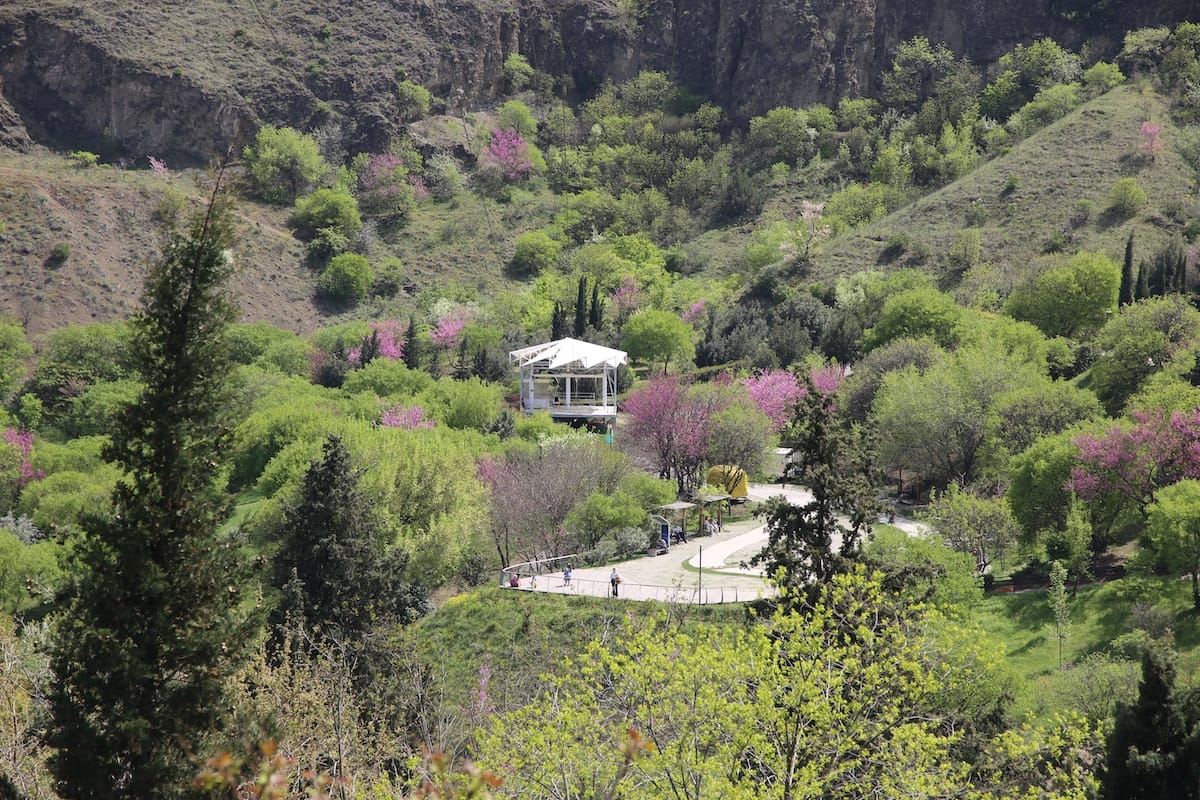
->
[498,483,928,605]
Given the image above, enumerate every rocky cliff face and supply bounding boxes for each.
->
[0,0,1193,162]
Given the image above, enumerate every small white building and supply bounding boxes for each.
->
[508,338,626,426]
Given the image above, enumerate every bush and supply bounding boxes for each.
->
[1108,177,1148,216]
[1082,61,1125,96]
[511,230,562,274]
[424,154,463,201]
[503,53,534,93]
[49,242,71,265]
[293,188,362,243]
[397,80,433,120]
[319,253,373,303]
[497,100,538,139]
[69,151,98,168]
[372,257,405,297]
[243,125,329,204]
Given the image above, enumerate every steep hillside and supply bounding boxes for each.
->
[0,0,1193,162]
[0,151,317,336]
[812,84,1198,287]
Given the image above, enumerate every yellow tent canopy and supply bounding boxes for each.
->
[706,465,748,498]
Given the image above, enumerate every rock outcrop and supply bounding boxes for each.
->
[0,0,1193,161]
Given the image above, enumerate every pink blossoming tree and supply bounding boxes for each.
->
[480,128,533,183]
[380,404,436,430]
[622,377,713,494]
[1140,121,1164,161]
[349,320,405,366]
[1069,408,1200,513]
[743,370,804,433]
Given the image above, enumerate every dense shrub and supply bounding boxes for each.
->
[319,253,373,303]
[243,125,329,204]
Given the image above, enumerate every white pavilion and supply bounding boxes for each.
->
[508,338,626,426]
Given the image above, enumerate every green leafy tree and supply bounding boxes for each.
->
[863,286,964,352]
[1145,478,1200,610]
[751,378,881,604]
[48,183,259,798]
[928,484,1019,577]
[243,125,329,204]
[1004,252,1121,338]
[510,230,561,274]
[0,323,31,402]
[1090,295,1200,415]
[270,435,425,645]
[1109,177,1148,216]
[1048,560,1071,668]
[620,309,695,373]
[1050,496,1094,592]
[396,80,433,121]
[318,253,373,303]
[292,188,362,244]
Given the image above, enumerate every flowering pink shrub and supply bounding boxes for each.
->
[480,128,533,182]
[1070,408,1200,511]
[431,308,473,350]
[409,174,429,201]
[147,156,168,177]
[358,154,414,218]
[612,277,645,320]
[682,299,707,324]
[348,320,405,366]
[381,404,436,430]
[743,370,804,432]
[1140,121,1164,160]
[809,363,847,395]
[2,427,44,487]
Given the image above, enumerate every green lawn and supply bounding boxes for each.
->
[970,577,1200,718]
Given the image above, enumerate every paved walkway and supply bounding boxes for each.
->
[505,483,926,604]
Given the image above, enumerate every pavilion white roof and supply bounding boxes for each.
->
[509,337,627,370]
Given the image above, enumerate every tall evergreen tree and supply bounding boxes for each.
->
[1136,259,1150,300]
[589,280,603,331]
[1121,232,1135,306]
[269,435,425,646]
[551,301,568,340]
[403,315,420,370]
[1104,645,1200,798]
[750,376,883,607]
[48,180,258,798]
[574,275,588,338]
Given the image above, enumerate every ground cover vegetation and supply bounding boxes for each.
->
[4,20,1200,800]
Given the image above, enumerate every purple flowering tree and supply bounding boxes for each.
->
[622,377,713,494]
[480,128,533,183]
[1070,408,1200,513]
[357,154,414,220]
[743,370,805,433]
[380,404,436,430]
[349,320,406,366]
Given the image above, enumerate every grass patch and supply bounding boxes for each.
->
[972,577,1200,718]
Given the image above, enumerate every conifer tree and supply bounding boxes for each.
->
[403,315,420,370]
[269,435,425,647]
[750,376,882,607]
[551,301,569,340]
[589,280,603,331]
[48,179,258,798]
[1104,645,1200,798]
[574,275,588,337]
[1120,232,1135,306]
[1136,259,1149,300]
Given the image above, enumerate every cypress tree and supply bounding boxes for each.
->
[1120,232,1134,306]
[589,280,603,331]
[403,315,420,370]
[551,301,568,340]
[1136,259,1149,300]
[574,275,588,337]
[48,180,258,798]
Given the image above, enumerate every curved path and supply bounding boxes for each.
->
[508,483,926,604]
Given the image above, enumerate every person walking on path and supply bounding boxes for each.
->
[563,564,573,587]
[609,567,621,597]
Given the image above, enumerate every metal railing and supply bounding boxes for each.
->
[499,554,770,605]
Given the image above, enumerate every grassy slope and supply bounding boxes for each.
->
[813,84,1196,285]
[0,149,316,337]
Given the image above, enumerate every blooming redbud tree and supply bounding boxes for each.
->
[349,320,405,366]
[480,128,533,183]
[1070,408,1200,513]
[380,404,436,430]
